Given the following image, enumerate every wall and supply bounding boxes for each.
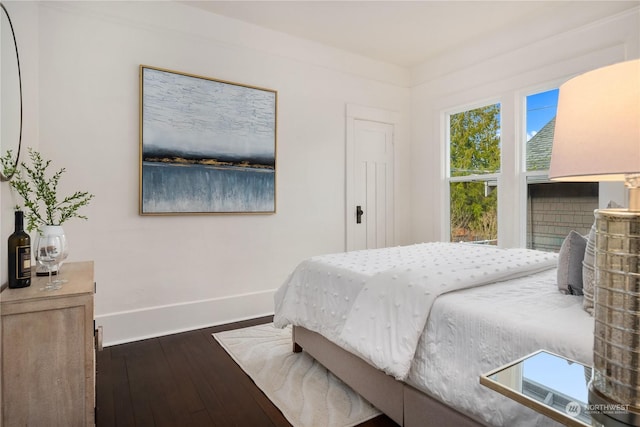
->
[526,183,598,252]
[410,6,640,246]
[0,1,411,345]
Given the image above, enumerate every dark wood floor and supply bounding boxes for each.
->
[96,316,399,426]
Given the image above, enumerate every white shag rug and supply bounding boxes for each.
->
[213,323,381,427]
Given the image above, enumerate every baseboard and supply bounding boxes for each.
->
[95,289,276,346]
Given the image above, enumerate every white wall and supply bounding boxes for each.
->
[1,1,411,345]
[410,6,640,246]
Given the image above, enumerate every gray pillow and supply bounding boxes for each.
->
[582,223,596,315]
[557,230,587,295]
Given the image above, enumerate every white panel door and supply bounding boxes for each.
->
[352,119,394,250]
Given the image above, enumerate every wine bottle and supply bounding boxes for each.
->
[8,210,31,288]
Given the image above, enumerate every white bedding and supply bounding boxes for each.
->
[273,243,594,426]
[410,267,594,426]
[338,243,556,379]
[275,243,557,379]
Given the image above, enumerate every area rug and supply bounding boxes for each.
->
[213,323,381,427]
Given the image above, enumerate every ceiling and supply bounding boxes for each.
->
[183,1,639,68]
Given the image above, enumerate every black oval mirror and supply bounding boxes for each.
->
[1,2,23,181]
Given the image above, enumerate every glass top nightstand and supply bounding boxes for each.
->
[480,350,633,427]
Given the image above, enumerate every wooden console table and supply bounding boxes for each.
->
[1,261,95,426]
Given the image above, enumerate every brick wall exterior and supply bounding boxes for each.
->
[526,182,598,252]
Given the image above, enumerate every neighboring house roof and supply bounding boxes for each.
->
[526,117,556,171]
[523,377,591,425]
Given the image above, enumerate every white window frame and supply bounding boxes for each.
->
[439,47,630,249]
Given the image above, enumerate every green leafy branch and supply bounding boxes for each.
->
[7,148,94,232]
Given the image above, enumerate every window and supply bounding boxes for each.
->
[525,89,558,172]
[524,89,597,251]
[448,103,500,244]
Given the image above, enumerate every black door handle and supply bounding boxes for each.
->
[356,205,364,224]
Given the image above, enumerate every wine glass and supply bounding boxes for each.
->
[35,234,64,291]
[51,234,69,286]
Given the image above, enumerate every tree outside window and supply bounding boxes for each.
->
[449,104,500,243]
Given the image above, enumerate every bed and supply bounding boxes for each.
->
[273,242,595,426]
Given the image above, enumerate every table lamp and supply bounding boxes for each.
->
[549,58,640,425]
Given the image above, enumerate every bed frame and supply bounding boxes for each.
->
[292,325,484,427]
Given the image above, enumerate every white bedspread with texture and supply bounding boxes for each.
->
[273,242,595,426]
[275,243,556,379]
[409,267,594,426]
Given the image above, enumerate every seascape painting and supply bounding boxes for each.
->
[140,66,277,214]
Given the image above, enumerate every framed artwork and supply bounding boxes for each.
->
[139,65,277,214]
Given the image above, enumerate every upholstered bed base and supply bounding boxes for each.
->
[292,326,484,427]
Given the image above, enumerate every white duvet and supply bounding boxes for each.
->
[411,267,594,426]
[274,243,556,379]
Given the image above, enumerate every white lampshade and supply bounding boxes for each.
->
[548,59,640,182]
